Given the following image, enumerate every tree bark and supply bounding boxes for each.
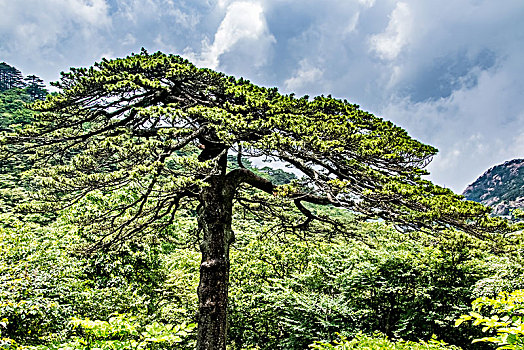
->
[196,175,235,350]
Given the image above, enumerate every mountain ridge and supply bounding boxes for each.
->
[462,158,524,216]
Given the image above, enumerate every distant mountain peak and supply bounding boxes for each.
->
[462,158,524,216]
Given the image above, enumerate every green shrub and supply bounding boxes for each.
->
[14,314,195,350]
[310,333,460,349]
[0,213,185,345]
[227,226,501,349]
[456,289,524,349]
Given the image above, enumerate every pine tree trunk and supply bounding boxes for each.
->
[196,176,235,350]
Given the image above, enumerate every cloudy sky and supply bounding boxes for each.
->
[1,0,523,192]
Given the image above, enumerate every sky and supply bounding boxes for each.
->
[1,0,523,193]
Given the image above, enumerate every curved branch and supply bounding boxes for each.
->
[226,168,275,194]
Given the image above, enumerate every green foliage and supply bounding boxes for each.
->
[3,50,511,251]
[456,290,524,349]
[0,88,33,130]
[0,62,47,99]
[310,333,460,350]
[0,216,80,343]
[0,212,182,346]
[14,314,196,350]
[0,63,24,92]
[157,247,199,326]
[60,315,196,350]
[225,223,513,349]
[3,160,518,350]
[24,75,47,102]
[0,88,36,212]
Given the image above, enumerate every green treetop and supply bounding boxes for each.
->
[0,62,25,92]
[0,50,512,350]
[24,74,47,101]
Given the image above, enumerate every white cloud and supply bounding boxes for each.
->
[343,12,361,34]
[369,2,412,60]
[121,33,136,46]
[0,0,112,83]
[358,0,375,8]
[514,124,524,155]
[116,0,199,29]
[167,6,200,29]
[217,0,234,8]
[117,0,156,23]
[187,1,275,70]
[0,0,111,55]
[381,56,524,192]
[153,34,177,53]
[0,0,209,83]
[70,0,110,26]
[284,59,324,94]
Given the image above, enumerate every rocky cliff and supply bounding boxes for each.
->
[462,159,524,216]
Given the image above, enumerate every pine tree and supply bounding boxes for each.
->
[24,74,47,101]
[0,62,25,92]
[1,51,512,350]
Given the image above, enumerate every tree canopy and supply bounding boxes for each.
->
[24,74,47,101]
[0,50,513,350]
[3,51,508,235]
[0,62,24,92]
[0,62,47,101]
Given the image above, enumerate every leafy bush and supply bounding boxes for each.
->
[310,333,460,350]
[0,213,188,345]
[227,225,515,349]
[456,290,524,349]
[14,314,196,350]
[0,216,82,343]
